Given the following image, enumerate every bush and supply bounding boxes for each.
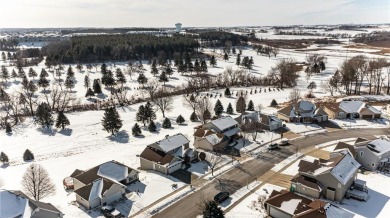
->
[0,152,9,164]
[176,115,185,125]
[5,123,12,134]
[132,123,142,136]
[162,118,172,129]
[190,112,198,122]
[199,152,206,161]
[270,99,278,107]
[148,120,157,132]
[23,149,34,161]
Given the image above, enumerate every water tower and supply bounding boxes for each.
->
[175,23,182,33]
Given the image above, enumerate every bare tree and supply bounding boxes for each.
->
[152,90,173,118]
[289,88,301,103]
[320,79,336,96]
[257,104,264,113]
[43,85,76,112]
[241,119,262,142]
[268,58,300,89]
[183,94,198,113]
[271,47,280,58]
[206,154,223,176]
[146,79,160,100]
[21,163,55,201]
[195,97,212,124]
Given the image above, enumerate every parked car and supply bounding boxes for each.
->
[102,206,122,218]
[279,138,289,146]
[101,206,114,213]
[214,192,230,203]
[268,143,280,150]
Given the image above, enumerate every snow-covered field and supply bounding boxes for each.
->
[1,27,390,217]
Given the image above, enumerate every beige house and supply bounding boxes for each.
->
[353,138,390,171]
[235,111,283,131]
[201,116,240,139]
[291,153,360,202]
[277,100,328,123]
[193,128,227,151]
[140,133,190,174]
[71,160,139,209]
[321,101,381,119]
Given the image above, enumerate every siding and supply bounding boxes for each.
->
[76,194,91,209]
[292,183,321,199]
[102,184,124,205]
[73,178,85,191]
[140,157,168,174]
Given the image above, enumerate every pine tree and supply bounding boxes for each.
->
[137,73,148,87]
[85,88,95,99]
[176,115,185,125]
[28,68,37,80]
[132,123,142,136]
[236,96,246,113]
[270,99,278,107]
[232,47,237,54]
[93,79,102,94]
[151,60,159,76]
[148,120,157,132]
[162,118,172,128]
[224,88,231,97]
[226,103,234,114]
[194,59,201,73]
[136,105,147,126]
[0,152,9,164]
[190,111,198,122]
[35,103,54,128]
[145,101,156,123]
[165,64,173,77]
[203,109,211,120]
[22,76,29,89]
[76,63,83,72]
[201,60,208,72]
[203,201,225,218]
[65,76,75,91]
[84,75,90,89]
[101,70,115,87]
[210,55,217,67]
[223,53,229,61]
[1,66,9,82]
[11,69,18,81]
[18,68,26,78]
[236,54,241,66]
[40,68,49,78]
[55,111,70,130]
[38,75,49,90]
[5,123,12,134]
[23,149,35,161]
[67,66,75,78]
[116,68,126,87]
[214,100,224,116]
[159,71,168,85]
[247,100,254,111]
[101,107,123,135]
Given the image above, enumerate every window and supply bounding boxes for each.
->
[360,151,364,157]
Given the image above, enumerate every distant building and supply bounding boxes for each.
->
[175,23,182,33]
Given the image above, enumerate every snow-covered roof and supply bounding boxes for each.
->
[97,161,128,183]
[154,133,190,153]
[89,179,104,201]
[339,101,365,113]
[211,116,238,132]
[366,138,390,155]
[0,190,30,218]
[280,199,302,214]
[205,134,224,145]
[298,100,315,111]
[324,203,355,218]
[223,127,240,137]
[331,154,360,185]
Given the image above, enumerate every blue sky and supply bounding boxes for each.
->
[0,0,389,28]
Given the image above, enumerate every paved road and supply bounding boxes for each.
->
[152,128,390,218]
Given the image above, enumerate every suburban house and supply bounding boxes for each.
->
[264,189,352,218]
[201,116,240,139]
[321,100,381,119]
[0,190,64,218]
[290,153,360,202]
[71,160,139,209]
[193,128,227,151]
[277,100,328,123]
[353,138,390,171]
[140,133,191,174]
[235,111,283,131]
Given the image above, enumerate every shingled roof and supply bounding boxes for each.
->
[140,147,175,165]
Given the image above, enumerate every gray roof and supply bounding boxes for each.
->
[223,127,240,137]
[211,116,238,132]
[151,133,190,153]
[339,101,365,114]
[366,138,390,155]
[330,154,360,185]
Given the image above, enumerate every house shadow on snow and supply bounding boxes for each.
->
[108,130,130,143]
[339,187,389,218]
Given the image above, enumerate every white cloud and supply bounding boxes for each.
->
[0,0,388,28]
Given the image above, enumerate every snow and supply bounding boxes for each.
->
[210,116,238,132]
[97,161,128,184]
[331,154,360,185]
[366,138,390,155]
[0,190,30,218]
[280,198,302,214]
[222,127,240,137]
[285,122,325,135]
[89,179,103,202]
[281,156,317,176]
[339,101,365,114]
[332,118,389,129]
[205,134,223,145]
[154,133,189,153]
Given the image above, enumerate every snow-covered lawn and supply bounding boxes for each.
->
[337,172,390,218]
[225,183,284,218]
[280,155,317,176]
[331,118,390,129]
[285,122,326,135]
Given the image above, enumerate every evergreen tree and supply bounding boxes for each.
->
[67,66,75,78]
[84,75,90,89]
[190,111,198,122]
[0,152,9,164]
[1,66,9,82]
[194,59,201,73]
[214,100,224,116]
[40,68,49,78]
[76,63,83,72]
[232,47,237,54]
[28,68,37,80]
[115,68,127,87]
[226,103,234,114]
[5,123,12,134]
[223,53,229,61]
[236,96,246,113]
[93,79,102,94]
[132,123,142,136]
[247,100,254,111]
[85,88,95,98]
[64,76,75,91]
[22,76,29,89]
[148,120,157,132]
[203,201,225,218]
[11,69,18,81]
[35,103,54,128]
[201,60,208,72]
[145,101,156,123]
[162,118,172,128]
[137,73,148,87]
[176,115,185,125]
[55,111,70,130]
[101,70,115,87]
[151,60,159,76]
[159,71,168,85]
[236,54,241,66]
[270,99,278,107]
[166,64,173,77]
[209,55,217,67]
[23,149,35,161]
[18,68,26,78]
[136,105,147,126]
[203,109,211,120]
[101,107,123,135]
[224,88,231,97]
[38,74,49,90]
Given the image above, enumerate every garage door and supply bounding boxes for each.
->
[362,115,372,119]
[168,162,182,174]
[375,114,381,118]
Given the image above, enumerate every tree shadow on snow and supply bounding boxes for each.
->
[58,128,73,136]
[108,130,130,143]
[37,127,57,136]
